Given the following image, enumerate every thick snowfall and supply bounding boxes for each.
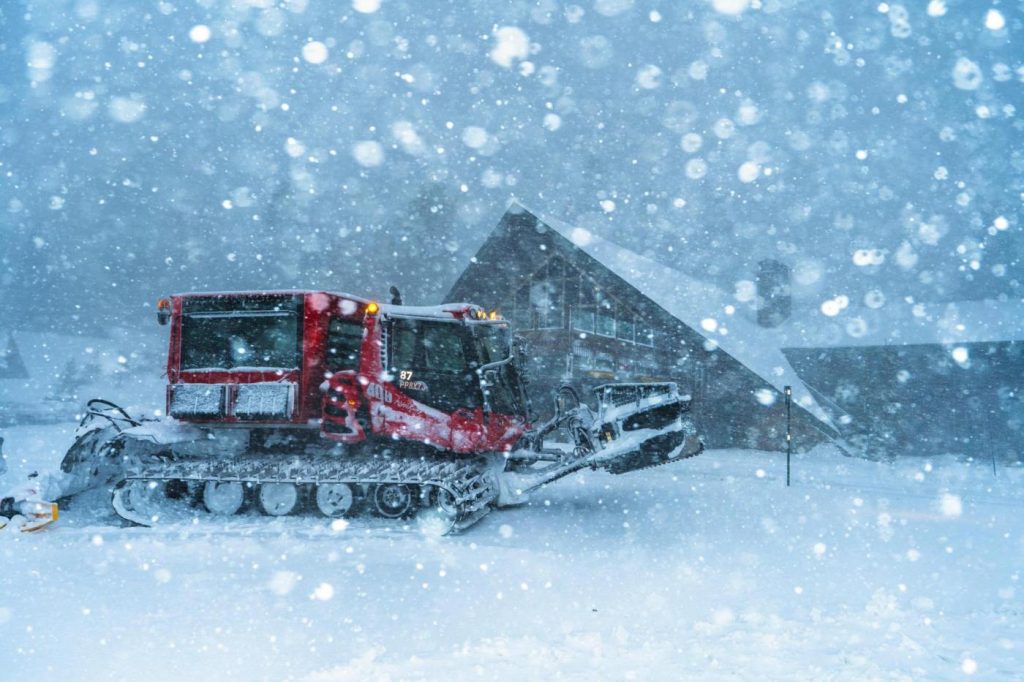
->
[1,0,1023,680]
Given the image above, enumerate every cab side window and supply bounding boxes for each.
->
[326,317,363,372]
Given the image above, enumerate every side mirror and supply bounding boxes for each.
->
[156,298,171,326]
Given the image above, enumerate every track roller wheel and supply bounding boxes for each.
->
[373,483,413,518]
[202,481,244,515]
[258,483,299,516]
[113,480,164,525]
[315,483,355,518]
[413,486,459,536]
[433,487,457,517]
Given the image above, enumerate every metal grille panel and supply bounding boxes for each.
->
[234,383,295,419]
[595,382,677,407]
[170,384,226,417]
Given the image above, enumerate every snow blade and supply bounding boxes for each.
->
[0,498,59,533]
[55,399,144,500]
[0,399,144,535]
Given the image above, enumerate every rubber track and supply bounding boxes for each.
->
[121,452,499,526]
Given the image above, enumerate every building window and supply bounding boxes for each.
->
[617,315,635,343]
[596,298,615,337]
[636,319,654,347]
[571,276,594,333]
[509,260,656,349]
[571,306,595,332]
[512,257,570,330]
[512,282,531,330]
[531,280,562,328]
[536,257,565,329]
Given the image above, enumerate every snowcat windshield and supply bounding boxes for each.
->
[472,323,526,418]
[474,323,512,366]
[179,295,303,371]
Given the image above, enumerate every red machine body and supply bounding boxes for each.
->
[162,290,529,456]
[3,290,700,533]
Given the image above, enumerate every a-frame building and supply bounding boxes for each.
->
[446,203,837,451]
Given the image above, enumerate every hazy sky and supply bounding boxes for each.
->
[1,0,1020,333]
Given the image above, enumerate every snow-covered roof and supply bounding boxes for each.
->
[770,297,1024,349]
[510,203,834,427]
[170,289,353,299]
[381,302,488,320]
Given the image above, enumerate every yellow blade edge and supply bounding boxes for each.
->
[20,503,59,533]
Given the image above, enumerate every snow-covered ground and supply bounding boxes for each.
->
[1,424,1021,681]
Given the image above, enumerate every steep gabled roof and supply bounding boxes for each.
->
[493,203,834,427]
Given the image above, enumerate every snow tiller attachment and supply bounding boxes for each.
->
[0,436,60,534]
[0,498,59,533]
[500,382,702,501]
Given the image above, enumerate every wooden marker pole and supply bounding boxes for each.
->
[785,386,792,487]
